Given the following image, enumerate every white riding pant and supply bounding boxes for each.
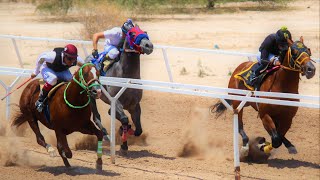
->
[256,52,276,64]
[104,45,119,60]
[41,65,72,86]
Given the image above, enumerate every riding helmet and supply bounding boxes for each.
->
[275,26,292,45]
[64,44,78,58]
[121,19,134,34]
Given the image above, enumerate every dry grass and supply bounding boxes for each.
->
[76,2,128,40]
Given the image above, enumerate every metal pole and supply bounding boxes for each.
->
[110,99,116,164]
[161,48,174,82]
[233,112,240,180]
[11,38,24,68]
[5,87,10,120]
[81,43,89,57]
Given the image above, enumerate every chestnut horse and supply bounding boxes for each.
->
[12,63,105,170]
[212,37,316,156]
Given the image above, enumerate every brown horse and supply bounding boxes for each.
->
[212,37,316,156]
[12,63,105,170]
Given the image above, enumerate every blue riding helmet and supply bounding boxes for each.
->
[121,19,134,34]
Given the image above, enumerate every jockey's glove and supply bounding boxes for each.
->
[92,49,99,59]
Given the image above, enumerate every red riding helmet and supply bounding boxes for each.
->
[64,44,78,58]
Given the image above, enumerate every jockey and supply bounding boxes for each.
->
[91,19,134,73]
[254,26,292,78]
[31,44,84,112]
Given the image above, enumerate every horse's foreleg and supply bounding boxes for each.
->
[79,122,104,171]
[261,114,282,148]
[277,118,297,154]
[128,104,142,137]
[90,98,109,141]
[28,116,56,157]
[55,130,71,167]
[237,109,250,157]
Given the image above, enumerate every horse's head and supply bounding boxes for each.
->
[125,26,154,55]
[74,63,102,99]
[284,36,316,79]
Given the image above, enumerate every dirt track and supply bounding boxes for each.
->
[0,1,319,179]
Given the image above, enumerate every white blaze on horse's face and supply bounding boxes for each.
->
[89,67,102,99]
[90,67,97,79]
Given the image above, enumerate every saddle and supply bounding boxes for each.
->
[40,82,67,125]
[234,62,280,91]
[91,51,118,76]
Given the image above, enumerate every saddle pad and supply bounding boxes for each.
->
[234,62,259,90]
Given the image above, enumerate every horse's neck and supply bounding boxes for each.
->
[65,80,89,105]
[118,53,141,78]
[274,69,300,93]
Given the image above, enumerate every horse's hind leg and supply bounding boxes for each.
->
[55,130,71,167]
[28,116,56,157]
[107,100,130,153]
[79,122,104,171]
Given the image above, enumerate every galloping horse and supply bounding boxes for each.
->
[212,37,316,156]
[88,25,154,153]
[12,63,105,170]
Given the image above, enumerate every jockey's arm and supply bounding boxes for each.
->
[92,32,105,51]
[32,51,55,77]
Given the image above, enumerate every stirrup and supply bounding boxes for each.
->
[35,101,44,112]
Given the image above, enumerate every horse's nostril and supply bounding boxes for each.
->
[92,89,97,95]
[307,67,313,73]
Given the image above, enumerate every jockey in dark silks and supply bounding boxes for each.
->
[253,26,292,80]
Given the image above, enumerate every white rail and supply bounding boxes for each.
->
[0,35,319,179]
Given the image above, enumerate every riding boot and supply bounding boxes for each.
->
[35,83,52,112]
[102,56,117,72]
[251,61,268,82]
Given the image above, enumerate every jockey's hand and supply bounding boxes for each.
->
[92,49,99,59]
[272,56,280,66]
[31,73,37,78]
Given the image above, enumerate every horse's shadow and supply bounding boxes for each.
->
[267,158,320,169]
[118,150,176,160]
[36,166,120,177]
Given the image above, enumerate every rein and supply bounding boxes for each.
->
[281,47,309,72]
[64,63,101,109]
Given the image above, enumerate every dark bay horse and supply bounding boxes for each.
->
[212,37,316,157]
[12,63,105,170]
[88,26,154,153]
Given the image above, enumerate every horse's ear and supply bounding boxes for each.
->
[287,38,293,46]
[300,36,304,43]
[307,48,312,56]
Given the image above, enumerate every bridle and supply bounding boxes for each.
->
[64,63,101,108]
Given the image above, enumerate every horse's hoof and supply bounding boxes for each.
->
[288,146,298,154]
[240,144,249,158]
[47,146,56,157]
[134,129,142,136]
[119,147,128,156]
[96,159,103,172]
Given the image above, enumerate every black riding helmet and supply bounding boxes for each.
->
[275,26,292,50]
[121,19,134,34]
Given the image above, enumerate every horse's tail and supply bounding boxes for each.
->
[210,99,232,118]
[12,79,39,128]
[12,107,32,128]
